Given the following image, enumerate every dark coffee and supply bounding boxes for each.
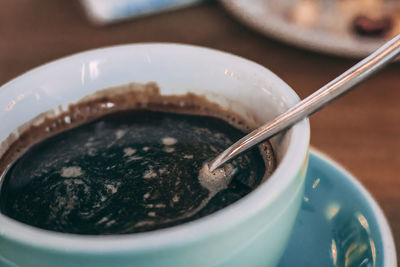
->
[0,84,276,235]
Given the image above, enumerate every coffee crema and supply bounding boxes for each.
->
[0,83,276,235]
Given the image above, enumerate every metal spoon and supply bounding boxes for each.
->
[209,34,400,172]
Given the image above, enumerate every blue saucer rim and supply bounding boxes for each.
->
[309,148,397,267]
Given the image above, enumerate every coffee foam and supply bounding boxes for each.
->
[0,82,255,176]
[198,163,235,196]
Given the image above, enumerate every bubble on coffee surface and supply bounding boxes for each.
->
[0,110,273,235]
[60,166,83,178]
[198,163,235,196]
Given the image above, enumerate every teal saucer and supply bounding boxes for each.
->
[278,150,396,267]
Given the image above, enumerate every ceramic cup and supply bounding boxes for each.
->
[0,44,310,267]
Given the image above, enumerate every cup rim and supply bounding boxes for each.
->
[0,43,310,251]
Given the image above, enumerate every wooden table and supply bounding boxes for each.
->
[1,0,399,263]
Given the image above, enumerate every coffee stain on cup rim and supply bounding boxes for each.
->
[0,82,273,183]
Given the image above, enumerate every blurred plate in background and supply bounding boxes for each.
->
[220,0,400,58]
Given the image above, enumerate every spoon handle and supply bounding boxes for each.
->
[209,34,400,172]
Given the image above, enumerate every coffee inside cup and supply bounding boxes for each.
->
[0,82,276,235]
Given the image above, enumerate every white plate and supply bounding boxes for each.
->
[220,0,399,58]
